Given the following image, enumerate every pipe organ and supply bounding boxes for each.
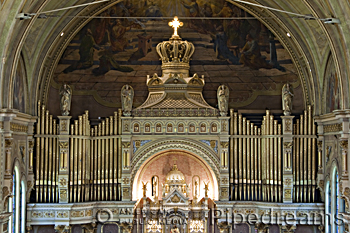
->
[34,104,318,204]
[229,107,318,203]
[35,102,122,203]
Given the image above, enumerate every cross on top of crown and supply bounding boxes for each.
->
[169,16,183,38]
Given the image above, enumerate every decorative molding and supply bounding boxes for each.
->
[122,142,131,148]
[10,123,28,133]
[324,123,342,133]
[283,142,293,149]
[220,142,229,148]
[4,139,12,147]
[340,140,348,150]
[59,141,69,149]
[28,140,35,148]
[285,119,292,132]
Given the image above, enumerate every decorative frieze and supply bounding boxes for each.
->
[10,123,28,133]
[324,123,342,133]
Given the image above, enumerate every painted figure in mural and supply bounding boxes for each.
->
[282,83,294,116]
[142,182,147,197]
[213,31,240,64]
[145,0,163,17]
[217,85,229,116]
[181,0,201,30]
[204,181,209,198]
[59,84,72,116]
[109,19,137,52]
[64,29,99,73]
[121,84,134,116]
[239,34,273,70]
[92,49,134,75]
[171,226,180,233]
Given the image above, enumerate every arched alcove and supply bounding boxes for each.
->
[132,149,219,200]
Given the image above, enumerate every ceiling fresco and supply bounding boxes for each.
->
[51,0,301,117]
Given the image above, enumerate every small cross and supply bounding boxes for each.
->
[168,16,183,37]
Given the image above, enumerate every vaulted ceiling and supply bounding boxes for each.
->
[1,0,349,115]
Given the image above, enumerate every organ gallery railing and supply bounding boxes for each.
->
[229,106,318,203]
[35,102,122,203]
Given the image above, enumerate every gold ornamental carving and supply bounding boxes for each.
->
[283,142,293,149]
[59,178,67,187]
[56,211,69,218]
[340,140,348,150]
[123,187,130,198]
[134,140,141,147]
[59,141,69,149]
[122,142,131,148]
[284,189,292,198]
[317,180,324,190]
[284,178,292,186]
[221,188,228,198]
[210,140,216,149]
[4,139,13,147]
[281,225,296,233]
[71,211,84,217]
[28,140,34,148]
[32,212,43,218]
[324,123,342,133]
[60,189,67,200]
[10,123,28,133]
[124,123,129,131]
[123,178,130,184]
[221,178,228,184]
[171,194,181,203]
[284,119,292,132]
[61,121,67,131]
[43,211,55,218]
[220,142,229,148]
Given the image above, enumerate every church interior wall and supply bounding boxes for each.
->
[3,0,350,232]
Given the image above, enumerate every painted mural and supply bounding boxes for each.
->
[324,55,340,113]
[51,0,301,118]
[13,56,26,113]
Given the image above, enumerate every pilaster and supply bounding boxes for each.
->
[121,137,131,201]
[281,116,294,203]
[57,116,71,203]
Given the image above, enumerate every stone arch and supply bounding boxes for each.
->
[131,138,220,200]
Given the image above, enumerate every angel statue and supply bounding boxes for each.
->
[217,85,229,116]
[282,83,294,116]
[203,181,209,198]
[59,83,72,116]
[121,84,134,116]
[142,181,148,198]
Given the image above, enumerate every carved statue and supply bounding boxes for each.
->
[194,180,199,198]
[282,83,294,116]
[161,183,165,197]
[121,84,134,116]
[142,181,147,197]
[204,181,209,198]
[217,85,229,116]
[152,176,158,197]
[59,84,72,116]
